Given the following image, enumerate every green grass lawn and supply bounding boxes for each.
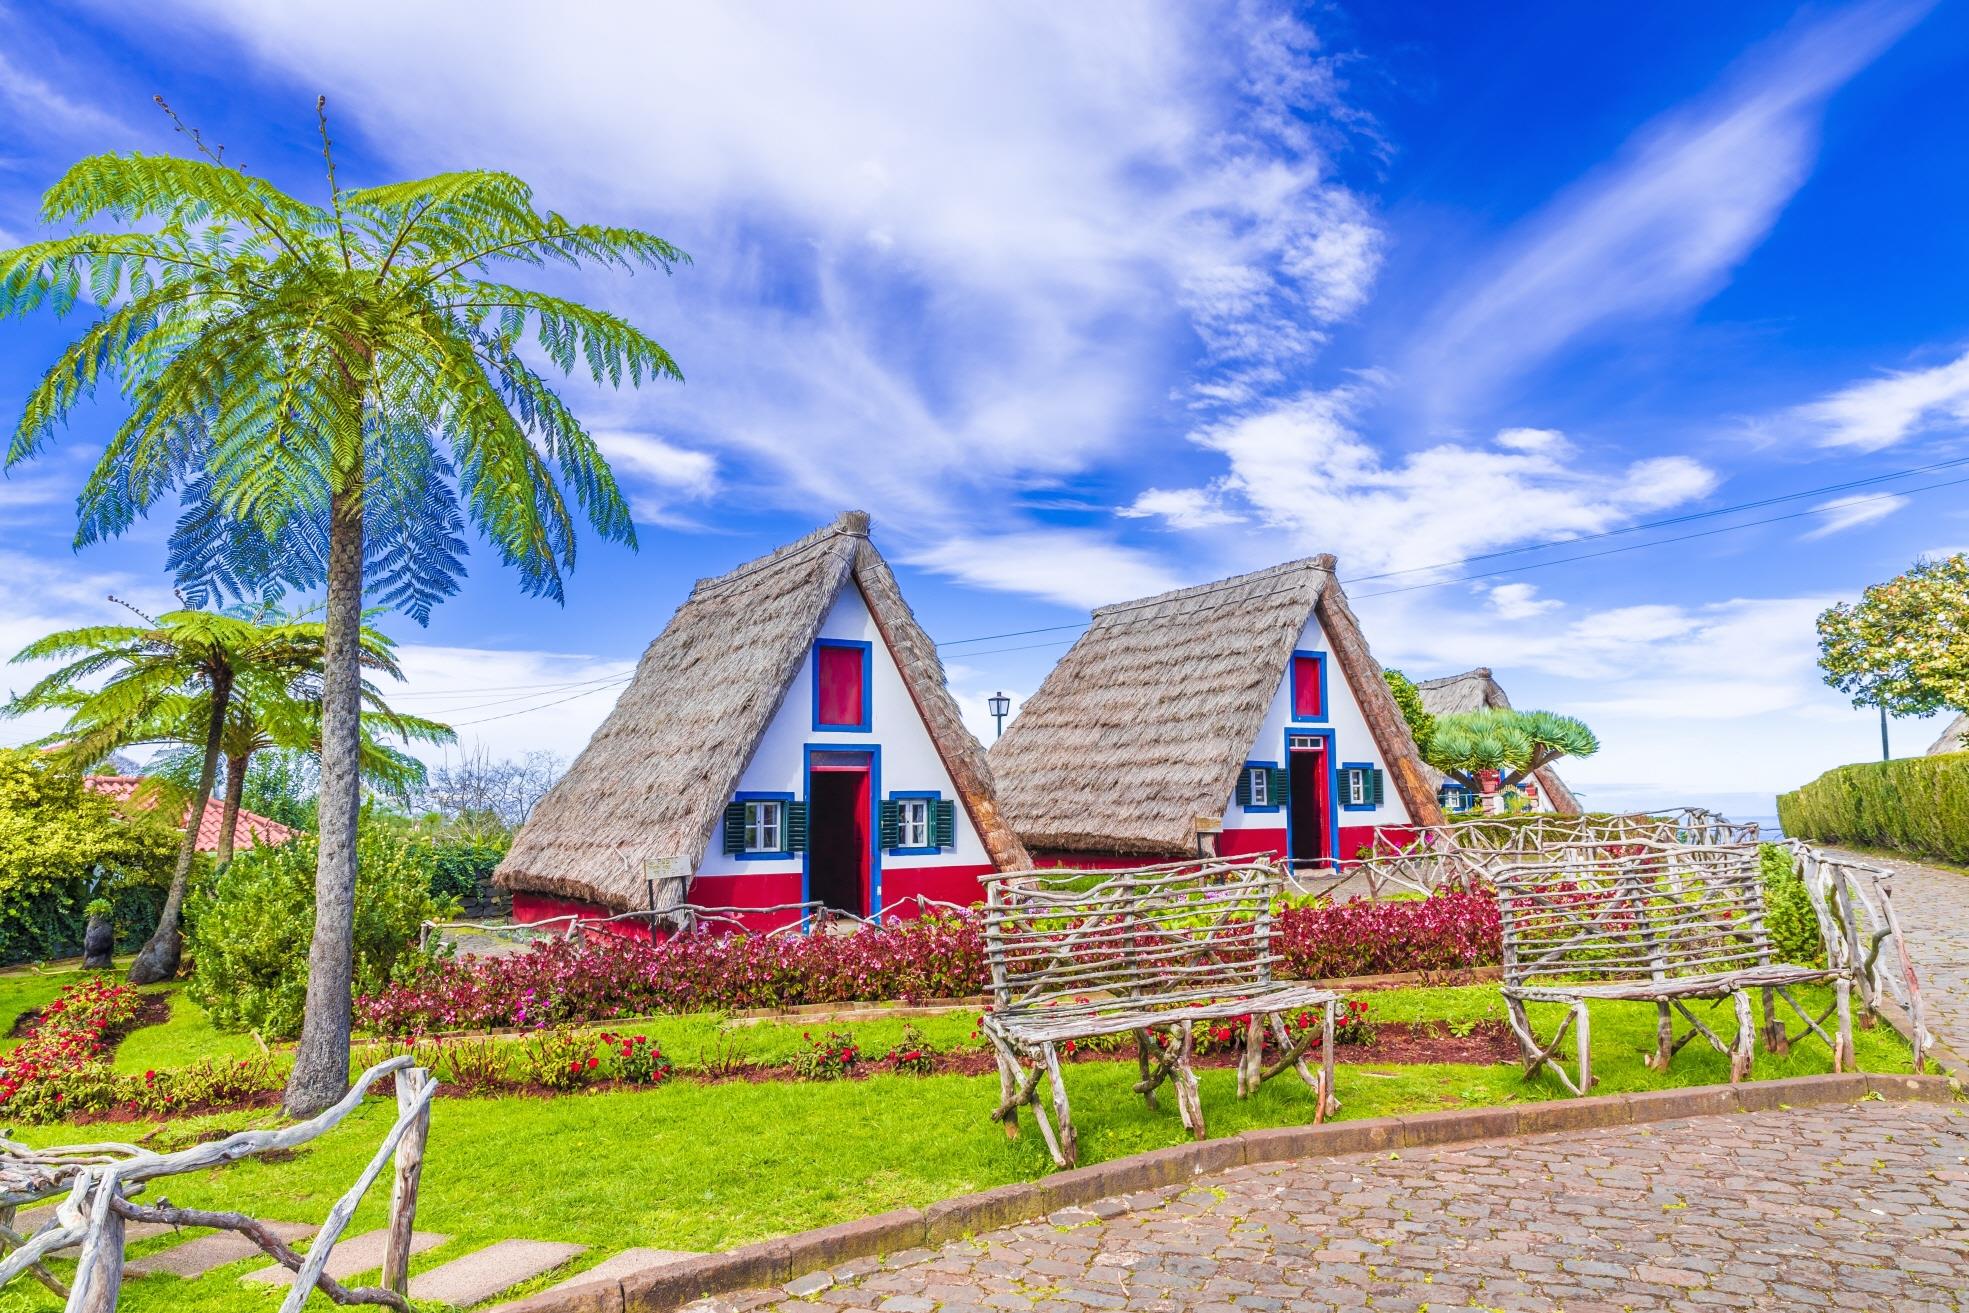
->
[0,976,1913,1312]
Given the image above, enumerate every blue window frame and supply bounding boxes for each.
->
[1338,763,1378,812]
[1289,650,1329,723]
[731,791,796,860]
[811,638,874,732]
[1238,761,1281,813]
[888,789,943,855]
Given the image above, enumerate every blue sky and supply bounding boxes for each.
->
[2,0,1966,818]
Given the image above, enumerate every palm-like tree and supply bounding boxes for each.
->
[6,604,331,981]
[1425,708,1600,800]
[0,105,683,1112]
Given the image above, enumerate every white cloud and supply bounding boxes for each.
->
[591,430,718,526]
[1409,1,1928,414]
[0,552,165,747]
[387,643,636,765]
[1787,347,1969,450]
[908,531,1187,611]
[1116,487,1245,530]
[1486,583,1560,619]
[1494,427,1571,455]
[1802,492,1909,538]
[1181,387,1719,573]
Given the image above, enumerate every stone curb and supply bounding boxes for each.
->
[498,1071,1957,1313]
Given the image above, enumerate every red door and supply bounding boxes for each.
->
[1288,739,1330,868]
[808,764,871,916]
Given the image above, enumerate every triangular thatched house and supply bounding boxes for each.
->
[497,511,1028,932]
[1413,668,1583,815]
[1929,713,1968,756]
[988,555,1442,867]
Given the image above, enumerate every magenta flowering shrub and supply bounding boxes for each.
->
[355,897,1501,1038]
[356,911,987,1037]
[1272,891,1500,979]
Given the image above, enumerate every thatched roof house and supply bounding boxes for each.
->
[989,555,1442,864]
[1413,668,1583,814]
[1929,713,1968,756]
[497,512,1026,925]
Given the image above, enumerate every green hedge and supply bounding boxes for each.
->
[1776,751,1969,864]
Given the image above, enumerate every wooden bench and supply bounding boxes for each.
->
[1492,841,1855,1095]
[979,856,1339,1169]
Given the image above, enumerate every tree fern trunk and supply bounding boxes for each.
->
[285,460,365,1116]
[129,666,232,984]
[216,752,249,866]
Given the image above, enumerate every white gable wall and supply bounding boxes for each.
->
[695,581,991,885]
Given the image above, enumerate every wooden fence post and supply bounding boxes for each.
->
[381,1066,432,1296]
[74,1174,125,1313]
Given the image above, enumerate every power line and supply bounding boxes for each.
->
[445,675,634,727]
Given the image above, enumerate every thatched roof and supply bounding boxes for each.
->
[1413,668,1583,814]
[1929,713,1968,756]
[496,511,1028,908]
[988,556,1444,856]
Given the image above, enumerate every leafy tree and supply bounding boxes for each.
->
[1817,554,1969,759]
[1425,707,1599,797]
[0,748,179,961]
[0,105,684,1112]
[1381,669,1436,757]
[6,604,335,983]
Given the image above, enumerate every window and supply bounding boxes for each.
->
[813,640,872,731]
[896,798,930,849]
[744,799,784,853]
[1248,767,1269,807]
[1236,762,1282,812]
[1339,764,1384,812]
[1290,653,1326,721]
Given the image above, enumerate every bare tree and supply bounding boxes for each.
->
[417,747,565,833]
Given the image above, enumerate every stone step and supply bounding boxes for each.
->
[494,1248,700,1309]
[408,1239,586,1307]
[242,1227,448,1284]
[126,1222,318,1278]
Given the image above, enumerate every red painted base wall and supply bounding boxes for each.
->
[511,892,656,943]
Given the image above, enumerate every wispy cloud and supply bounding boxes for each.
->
[1785,347,1969,450]
[1802,491,1909,538]
[1408,0,1929,415]
[1487,582,1561,619]
[1147,389,1718,573]
[1116,487,1245,530]
[907,530,1187,611]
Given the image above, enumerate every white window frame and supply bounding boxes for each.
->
[896,797,931,850]
[1248,767,1269,807]
[1344,768,1369,807]
[744,799,785,853]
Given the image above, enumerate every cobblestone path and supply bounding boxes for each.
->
[694,1099,1969,1313]
[1826,846,1969,1069]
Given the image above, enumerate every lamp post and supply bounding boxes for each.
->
[988,691,1011,739]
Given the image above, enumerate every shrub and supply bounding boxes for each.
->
[791,1029,861,1080]
[1272,891,1501,979]
[518,1027,601,1090]
[882,1024,935,1074]
[1777,752,1969,865]
[1759,843,1824,966]
[602,1032,673,1084]
[129,1056,280,1116]
[1333,997,1373,1044]
[186,829,456,1039]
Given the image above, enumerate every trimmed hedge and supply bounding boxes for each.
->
[1777,750,1969,865]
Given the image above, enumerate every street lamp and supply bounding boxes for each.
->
[988,691,1011,739]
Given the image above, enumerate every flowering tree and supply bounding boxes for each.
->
[1816,554,1969,759]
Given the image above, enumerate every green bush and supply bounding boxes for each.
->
[0,749,179,965]
[423,832,510,904]
[1776,751,1969,865]
[1758,843,1823,966]
[185,829,457,1038]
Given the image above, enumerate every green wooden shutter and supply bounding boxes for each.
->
[878,800,900,850]
[934,799,956,848]
[1369,768,1386,806]
[1269,767,1289,802]
[723,801,748,855]
[1234,769,1253,807]
[786,801,809,852]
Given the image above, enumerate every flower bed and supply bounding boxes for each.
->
[358,895,1501,1037]
[0,978,139,1120]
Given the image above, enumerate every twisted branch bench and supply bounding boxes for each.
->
[1493,841,1855,1095]
[980,856,1338,1169]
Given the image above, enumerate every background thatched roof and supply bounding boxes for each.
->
[989,557,1443,856]
[496,511,1027,907]
[1929,713,1968,756]
[1413,668,1583,814]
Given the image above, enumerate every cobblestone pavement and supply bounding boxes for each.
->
[1826,846,1969,1068]
[692,1100,1969,1313]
